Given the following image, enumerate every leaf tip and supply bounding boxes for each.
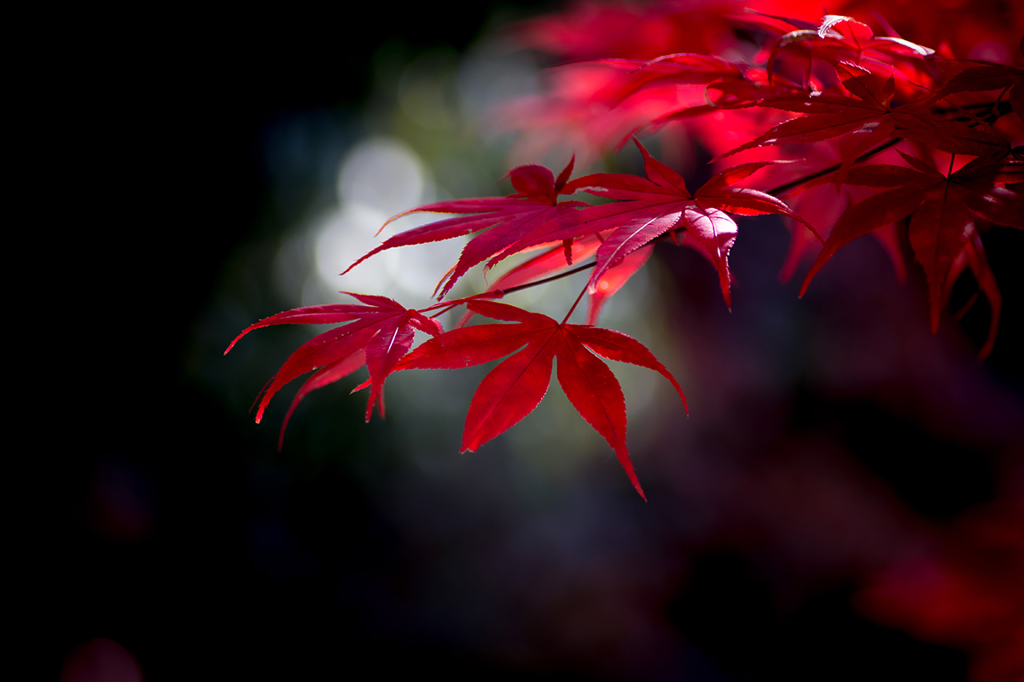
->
[224,332,247,355]
[800,251,831,298]
[628,471,647,501]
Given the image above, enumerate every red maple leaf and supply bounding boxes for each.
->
[343,158,589,299]
[395,300,686,500]
[763,14,934,86]
[524,138,815,308]
[595,53,751,106]
[510,0,740,61]
[943,230,1003,360]
[224,293,443,446]
[720,62,911,176]
[724,59,1015,172]
[938,61,1024,98]
[935,60,1024,127]
[799,150,1023,356]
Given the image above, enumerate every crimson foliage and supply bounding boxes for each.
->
[227,3,1022,502]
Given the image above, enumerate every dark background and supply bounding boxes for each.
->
[35,4,1023,681]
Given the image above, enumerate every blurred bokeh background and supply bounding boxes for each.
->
[42,2,1023,680]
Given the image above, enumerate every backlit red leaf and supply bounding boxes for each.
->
[343,157,589,299]
[226,294,442,444]
[549,140,811,308]
[396,300,686,499]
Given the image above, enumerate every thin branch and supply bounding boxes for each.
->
[758,98,1011,197]
[496,260,598,296]
[766,137,902,196]
[561,284,590,324]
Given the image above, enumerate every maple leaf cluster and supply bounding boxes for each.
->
[228,1,1023,507]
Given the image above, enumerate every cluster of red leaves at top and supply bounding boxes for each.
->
[228,2,1023,504]
[501,8,1023,356]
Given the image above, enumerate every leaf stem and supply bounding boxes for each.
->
[562,284,590,324]
[766,137,902,196]
[497,260,599,296]
[423,261,602,317]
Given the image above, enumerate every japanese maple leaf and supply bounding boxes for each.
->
[737,137,906,284]
[763,15,934,86]
[603,56,808,142]
[596,53,750,106]
[395,300,687,500]
[721,62,906,176]
[647,77,799,131]
[936,60,1024,125]
[799,150,1023,356]
[343,158,589,299]
[777,182,907,287]
[943,230,1002,361]
[225,293,443,446]
[522,138,815,308]
[725,61,1013,184]
[511,0,739,61]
